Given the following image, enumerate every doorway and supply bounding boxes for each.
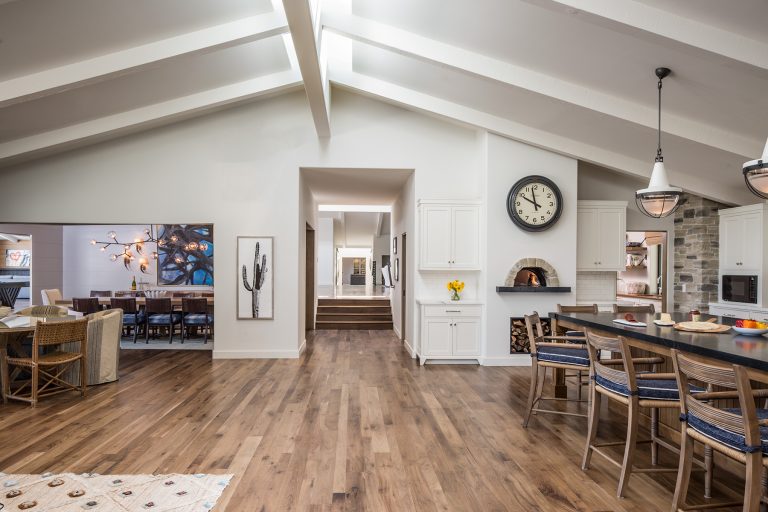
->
[617,231,668,312]
[305,224,315,331]
[400,233,406,342]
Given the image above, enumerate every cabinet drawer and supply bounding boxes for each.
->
[423,305,482,318]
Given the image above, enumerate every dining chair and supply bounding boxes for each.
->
[72,297,101,315]
[181,297,213,343]
[172,291,195,298]
[522,312,591,427]
[556,304,600,399]
[145,298,182,343]
[5,318,89,407]
[110,297,145,343]
[89,290,113,298]
[41,288,62,306]
[671,350,768,512]
[582,331,706,498]
[201,292,214,298]
[613,304,655,314]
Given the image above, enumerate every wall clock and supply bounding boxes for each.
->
[506,175,563,232]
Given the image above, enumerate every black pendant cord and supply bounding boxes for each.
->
[656,76,663,162]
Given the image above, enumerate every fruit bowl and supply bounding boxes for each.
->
[732,326,768,337]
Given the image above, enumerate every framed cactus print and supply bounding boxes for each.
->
[237,236,273,319]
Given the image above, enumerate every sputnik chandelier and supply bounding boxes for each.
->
[90,226,209,273]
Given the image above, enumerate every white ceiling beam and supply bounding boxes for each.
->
[375,212,384,237]
[0,11,289,108]
[536,0,768,72]
[0,234,20,243]
[329,67,753,206]
[322,11,761,158]
[0,69,302,166]
[283,0,331,137]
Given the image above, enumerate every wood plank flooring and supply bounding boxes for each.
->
[0,330,745,511]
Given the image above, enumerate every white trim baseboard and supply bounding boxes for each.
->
[298,339,307,356]
[480,354,532,366]
[213,349,301,359]
[393,324,402,339]
[403,338,417,358]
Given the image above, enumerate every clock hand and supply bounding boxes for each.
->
[520,194,537,207]
[531,189,541,210]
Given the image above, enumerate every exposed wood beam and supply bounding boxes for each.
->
[322,11,760,158]
[0,11,289,108]
[283,0,331,137]
[536,0,768,72]
[329,67,753,206]
[0,70,302,166]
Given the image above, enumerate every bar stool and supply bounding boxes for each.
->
[556,304,599,400]
[582,330,705,498]
[671,350,768,512]
[613,304,655,314]
[522,312,592,427]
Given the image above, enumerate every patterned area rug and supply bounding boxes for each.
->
[0,473,232,511]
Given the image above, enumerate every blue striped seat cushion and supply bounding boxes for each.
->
[184,313,213,325]
[122,312,146,325]
[536,345,589,367]
[147,313,182,325]
[687,408,768,454]
[595,374,703,400]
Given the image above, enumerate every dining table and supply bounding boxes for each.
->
[55,297,214,308]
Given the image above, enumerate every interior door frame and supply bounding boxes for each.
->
[305,224,315,331]
[401,233,406,342]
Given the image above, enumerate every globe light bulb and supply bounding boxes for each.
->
[108,231,117,239]
[188,242,199,251]
[151,251,158,260]
[90,239,97,245]
[100,246,106,252]
[170,235,178,243]
[158,239,165,247]
[110,254,118,262]
[200,243,208,251]
[174,256,184,264]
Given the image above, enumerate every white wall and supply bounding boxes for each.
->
[317,217,334,287]
[482,133,579,364]
[0,223,62,305]
[372,234,390,285]
[391,173,415,350]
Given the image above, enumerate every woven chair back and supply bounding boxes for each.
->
[613,304,655,314]
[585,331,637,395]
[557,304,598,314]
[33,318,88,351]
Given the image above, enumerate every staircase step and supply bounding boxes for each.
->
[318,298,390,307]
[317,313,393,322]
[317,305,391,314]
[315,320,394,330]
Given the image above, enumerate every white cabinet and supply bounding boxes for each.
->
[709,303,768,323]
[419,200,480,270]
[577,201,627,272]
[720,211,763,272]
[419,302,482,364]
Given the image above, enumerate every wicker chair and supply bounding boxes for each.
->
[522,312,592,427]
[671,350,768,512]
[613,304,655,314]
[16,305,68,318]
[582,331,705,498]
[181,297,213,344]
[40,289,62,306]
[72,297,101,315]
[110,297,145,343]
[5,318,89,407]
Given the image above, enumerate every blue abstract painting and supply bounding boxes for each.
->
[156,224,214,286]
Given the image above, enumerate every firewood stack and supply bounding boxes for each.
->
[510,317,551,353]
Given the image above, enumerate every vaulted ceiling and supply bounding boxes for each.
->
[0,0,766,204]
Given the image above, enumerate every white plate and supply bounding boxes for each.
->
[653,320,675,326]
[612,319,647,327]
[732,326,768,336]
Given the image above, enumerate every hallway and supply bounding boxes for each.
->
[0,330,741,511]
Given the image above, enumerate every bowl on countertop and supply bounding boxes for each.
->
[732,326,768,336]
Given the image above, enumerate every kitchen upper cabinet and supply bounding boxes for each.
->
[419,200,481,271]
[721,212,763,272]
[577,201,627,272]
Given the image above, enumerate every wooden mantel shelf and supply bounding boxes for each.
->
[496,286,572,293]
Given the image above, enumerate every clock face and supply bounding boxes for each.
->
[506,175,563,232]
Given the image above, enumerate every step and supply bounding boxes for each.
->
[316,313,393,322]
[315,320,394,330]
[317,298,390,307]
[316,305,392,314]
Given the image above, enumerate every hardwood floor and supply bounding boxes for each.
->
[0,330,744,511]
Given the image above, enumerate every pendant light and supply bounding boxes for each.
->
[636,67,683,218]
[743,136,768,199]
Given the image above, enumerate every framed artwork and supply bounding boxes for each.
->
[156,224,214,285]
[392,236,398,255]
[237,236,273,320]
[5,249,30,267]
[394,258,400,282]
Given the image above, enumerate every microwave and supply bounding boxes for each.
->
[722,275,758,304]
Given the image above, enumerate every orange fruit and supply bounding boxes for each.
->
[744,320,758,328]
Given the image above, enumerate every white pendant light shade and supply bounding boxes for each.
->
[636,161,683,218]
[743,136,768,199]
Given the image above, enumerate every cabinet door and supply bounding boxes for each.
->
[453,319,480,356]
[741,213,762,271]
[720,215,746,271]
[451,206,480,269]
[423,318,453,356]
[597,209,626,271]
[421,206,452,269]
[577,208,599,270]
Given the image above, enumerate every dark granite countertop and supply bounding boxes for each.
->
[549,311,768,372]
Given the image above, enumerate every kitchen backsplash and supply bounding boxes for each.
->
[576,271,617,304]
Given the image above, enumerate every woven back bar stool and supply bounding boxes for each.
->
[671,350,768,512]
[613,304,656,314]
[556,304,599,400]
[522,312,592,427]
[582,330,707,498]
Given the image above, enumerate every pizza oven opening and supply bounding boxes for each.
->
[513,267,547,287]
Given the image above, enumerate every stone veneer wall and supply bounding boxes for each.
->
[673,194,728,313]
